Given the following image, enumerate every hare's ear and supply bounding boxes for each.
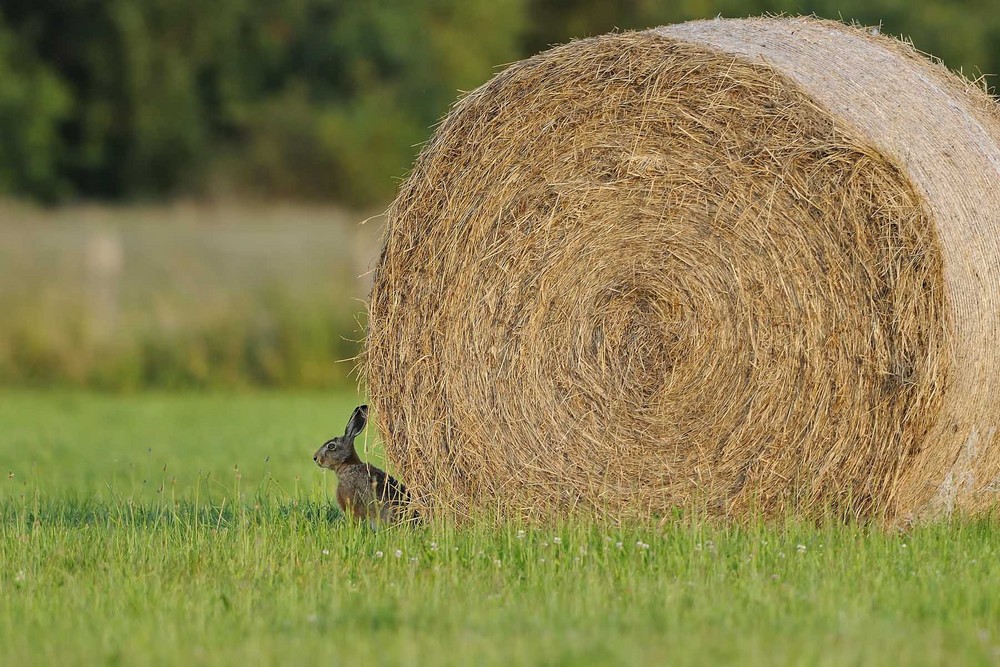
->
[344,405,368,439]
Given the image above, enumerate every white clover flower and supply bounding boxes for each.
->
[394,550,403,559]
[374,551,384,559]
[552,537,562,544]
[321,549,330,556]
[409,557,418,564]
[796,544,807,553]
[615,541,623,549]
[15,570,26,583]
[494,559,502,567]
[429,542,438,551]
[516,530,526,540]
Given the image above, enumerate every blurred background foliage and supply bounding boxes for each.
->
[0,0,997,390]
[0,0,527,205]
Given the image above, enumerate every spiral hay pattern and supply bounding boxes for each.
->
[367,17,1000,522]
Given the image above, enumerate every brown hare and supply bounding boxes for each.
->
[313,405,416,527]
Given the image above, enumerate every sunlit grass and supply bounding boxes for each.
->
[1,391,998,665]
[0,391,374,504]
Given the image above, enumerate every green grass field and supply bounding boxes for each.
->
[2,391,999,666]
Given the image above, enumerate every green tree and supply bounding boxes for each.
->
[0,0,527,205]
[229,0,527,204]
[0,14,70,200]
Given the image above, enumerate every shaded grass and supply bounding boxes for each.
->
[1,391,999,665]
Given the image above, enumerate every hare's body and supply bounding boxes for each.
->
[314,405,416,527]
[334,462,411,525]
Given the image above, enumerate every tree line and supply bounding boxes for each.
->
[1,0,996,206]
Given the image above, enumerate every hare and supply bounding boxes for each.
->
[313,405,416,527]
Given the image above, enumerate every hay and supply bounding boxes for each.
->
[366,16,1000,523]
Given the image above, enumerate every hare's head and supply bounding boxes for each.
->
[314,405,368,469]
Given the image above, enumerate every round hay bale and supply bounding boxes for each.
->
[366,16,1000,522]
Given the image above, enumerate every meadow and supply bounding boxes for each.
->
[0,390,998,666]
[0,203,380,389]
